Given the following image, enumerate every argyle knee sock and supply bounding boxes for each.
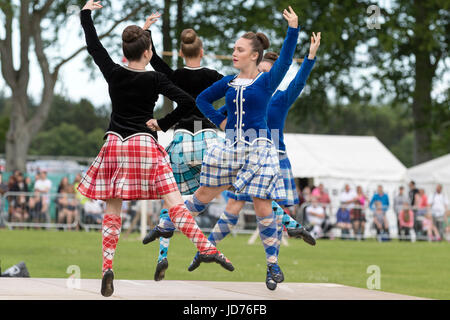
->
[274,207,283,256]
[168,203,217,255]
[102,214,122,275]
[272,201,302,229]
[185,194,207,214]
[256,212,279,265]
[208,211,239,246]
[157,209,173,262]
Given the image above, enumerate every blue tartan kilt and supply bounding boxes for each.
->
[165,129,220,195]
[225,152,299,206]
[200,139,287,200]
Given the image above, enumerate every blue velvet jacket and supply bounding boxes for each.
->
[218,55,316,152]
[196,26,300,146]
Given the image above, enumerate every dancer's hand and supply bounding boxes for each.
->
[82,0,103,11]
[283,6,298,29]
[146,119,161,131]
[308,32,321,59]
[143,12,161,30]
[219,118,227,131]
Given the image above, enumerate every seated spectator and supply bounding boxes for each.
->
[9,172,30,224]
[398,202,414,241]
[337,184,356,239]
[83,198,104,225]
[299,186,312,205]
[305,196,326,239]
[28,191,47,223]
[351,185,367,240]
[10,193,29,223]
[0,174,8,196]
[373,201,390,241]
[422,212,441,242]
[57,184,79,231]
[311,183,331,209]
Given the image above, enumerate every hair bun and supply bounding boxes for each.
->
[256,32,270,50]
[263,51,279,62]
[181,28,197,45]
[122,25,145,43]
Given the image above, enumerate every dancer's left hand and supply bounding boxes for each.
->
[143,12,161,30]
[308,32,321,59]
[82,0,103,11]
[146,119,161,131]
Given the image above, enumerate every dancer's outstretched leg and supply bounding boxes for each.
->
[101,199,123,297]
[272,202,316,246]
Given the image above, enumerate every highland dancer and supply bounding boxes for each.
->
[139,14,226,281]
[152,6,300,291]
[188,32,321,290]
[77,0,233,297]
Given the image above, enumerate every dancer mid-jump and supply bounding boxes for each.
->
[77,0,233,297]
[139,13,226,281]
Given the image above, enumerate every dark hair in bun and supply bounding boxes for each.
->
[122,25,151,61]
[262,51,279,64]
[241,31,270,64]
[180,28,203,58]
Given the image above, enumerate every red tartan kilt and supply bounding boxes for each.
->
[77,133,179,200]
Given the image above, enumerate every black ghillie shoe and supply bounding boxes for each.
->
[268,263,284,283]
[101,269,114,297]
[265,267,277,291]
[142,226,173,245]
[154,258,169,281]
[287,226,317,246]
[187,252,201,272]
[214,252,234,271]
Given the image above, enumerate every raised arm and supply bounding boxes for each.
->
[264,6,300,92]
[195,77,231,128]
[80,2,116,81]
[142,12,175,78]
[283,55,316,106]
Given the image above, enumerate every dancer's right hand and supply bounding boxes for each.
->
[143,12,161,30]
[283,6,298,29]
[82,0,103,11]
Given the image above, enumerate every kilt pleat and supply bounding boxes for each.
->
[200,139,286,200]
[77,133,178,200]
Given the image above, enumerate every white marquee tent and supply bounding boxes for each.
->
[407,153,450,200]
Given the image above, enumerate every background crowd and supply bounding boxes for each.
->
[1,170,449,242]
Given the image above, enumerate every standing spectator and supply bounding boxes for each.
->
[398,202,414,241]
[73,173,88,206]
[422,212,441,242]
[445,210,450,242]
[373,201,390,241]
[351,185,367,240]
[336,184,356,239]
[408,181,419,207]
[393,186,408,233]
[34,170,52,209]
[0,174,7,196]
[311,183,331,209]
[56,176,70,221]
[369,185,390,213]
[299,185,312,205]
[430,184,449,239]
[305,196,326,239]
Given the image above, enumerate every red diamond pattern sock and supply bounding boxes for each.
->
[168,204,218,255]
[102,214,122,275]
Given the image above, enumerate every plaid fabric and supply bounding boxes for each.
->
[77,133,178,200]
[166,130,220,195]
[102,214,121,274]
[200,139,286,200]
[225,152,298,206]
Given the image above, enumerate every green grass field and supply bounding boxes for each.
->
[0,229,449,299]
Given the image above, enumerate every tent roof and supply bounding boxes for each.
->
[283,134,407,181]
[407,153,450,185]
